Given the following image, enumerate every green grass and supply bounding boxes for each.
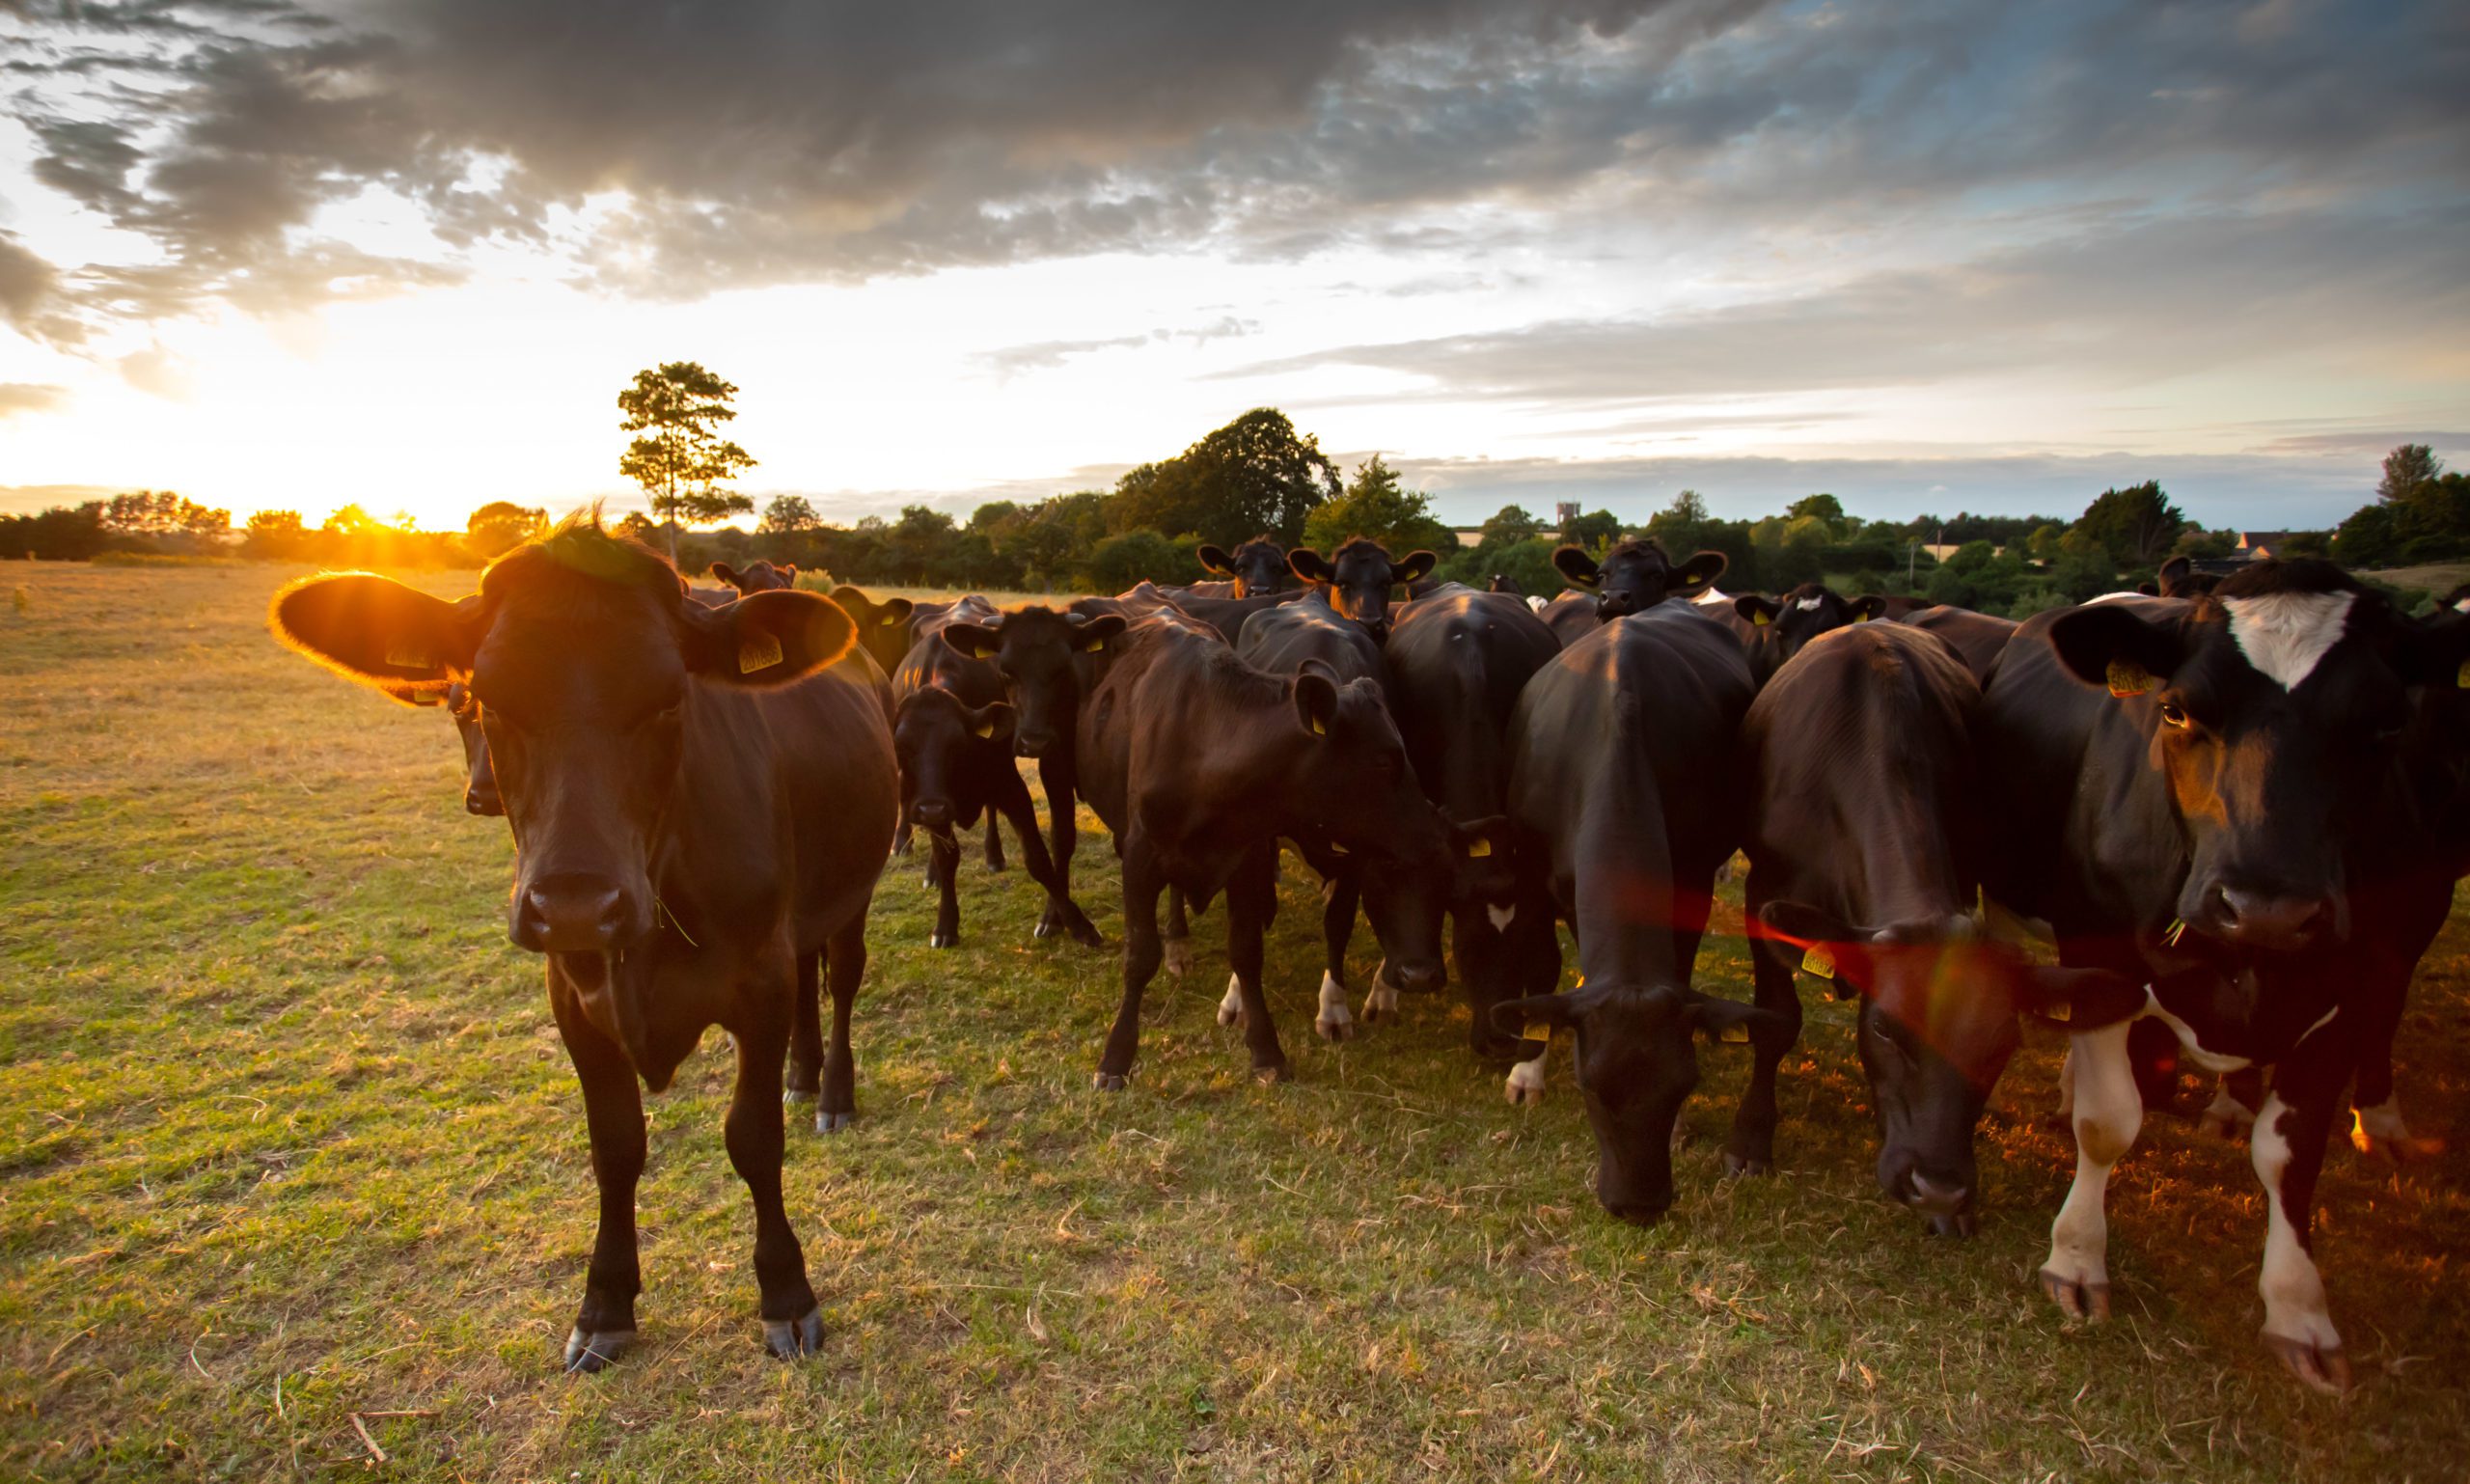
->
[3,564,2467,1481]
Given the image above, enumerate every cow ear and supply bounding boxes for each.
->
[1686,995,1778,1048]
[1077,613,1127,651]
[377,682,444,708]
[780,563,798,580]
[710,562,740,588]
[1288,549,1335,583]
[1394,550,1439,584]
[2017,966,2146,1030]
[940,621,1002,663]
[271,573,481,700]
[1848,594,1886,623]
[681,589,856,686]
[1197,544,1234,575]
[2048,604,2183,696]
[1755,900,1870,986]
[2159,556,2190,582]
[1551,545,1601,588]
[1448,814,1508,858]
[1293,670,1341,737]
[1673,550,1728,598]
[880,597,915,627]
[969,701,1015,743]
[2394,612,2470,689]
[1490,993,1576,1057]
[1736,595,1780,627]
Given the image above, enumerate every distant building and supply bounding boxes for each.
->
[2237,531,2297,560]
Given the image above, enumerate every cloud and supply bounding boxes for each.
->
[0,380,67,417]
[976,316,1259,378]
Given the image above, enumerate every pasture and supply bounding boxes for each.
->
[4,563,2468,1482]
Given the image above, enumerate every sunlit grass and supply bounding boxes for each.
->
[2,563,2465,1480]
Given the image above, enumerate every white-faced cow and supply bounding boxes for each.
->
[1287,536,1440,641]
[1541,538,1727,646]
[1734,622,2139,1236]
[271,518,897,1372]
[1488,603,1772,1223]
[1978,559,2469,1391]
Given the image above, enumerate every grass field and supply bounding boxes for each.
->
[4,563,2467,1482]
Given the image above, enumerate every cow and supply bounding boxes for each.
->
[1487,572,1523,596]
[931,605,1128,943]
[1075,612,1455,1087]
[1541,538,1727,646]
[2136,555,2220,599]
[1486,603,1771,1223]
[824,586,918,676]
[269,516,896,1370]
[1287,536,1439,640]
[1383,588,1561,1057]
[710,559,800,595]
[1195,535,1294,597]
[890,627,1101,950]
[1730,622,2139,1236]
[1732,583,1886,682]
[1895,604,2019,688]
[1977,559,2469,1391]
[1160,587,1304,645]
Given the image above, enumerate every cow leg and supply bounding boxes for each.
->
[1034,756,1079,942]
[892,818,913,858]
[784,950,823,1109]
[1501,890,1563,1103]
[549,980,645,1374]
[2252,1073,2351,1392]
[2041,1018,2142,1323]
[2198,1068,2263,1141]
[816,920,865,1133]
[725,1007,823,1360]
[1318,868,1359,1041]
[1096,842,1165,1089]
[1228,846,1290,1083]
[1722,938,1804,1177]
[928,830,963,948]
[1002,775,1101,947]
[1163,886,1194,977]
[2346,977,2437,1162]
[1455,902,1518,1062]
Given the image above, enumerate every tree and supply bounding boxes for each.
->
[2025,523,2065,563]
[1785,492,1844,527]
[102,490,230,537]
[243,508,307,559]
[1558,508,1622,552]
[618,361,758,558]
[1107,408,1338,547]
[2072,481,2184,567]
[2379,444,2444,504]
[760,495,821,536]
[1300,455,1453,556]
[464,501,546,559]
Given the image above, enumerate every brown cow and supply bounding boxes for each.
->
[711,558,801,594]
[271,517,896,1372]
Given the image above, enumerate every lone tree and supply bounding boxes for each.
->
[618,362,757,558]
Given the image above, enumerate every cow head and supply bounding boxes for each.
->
[709,559,799,594]
[1486,573,1523,596]
[272,519,855,954]
[1757,902,2142,1235]
[2046,561,2440,953]
[1196,535,1292,597]
[1734,585,1886,678]
[1490,987,1775,1223]
[825,586,917,674]
[892,686,1013,833]
[1285,660,1454,975]
[445,681,502,816]
[939,607,1127,757]
[1553,539,1726,620]
[2154,555,2219,600]
[1288,537,1438,639]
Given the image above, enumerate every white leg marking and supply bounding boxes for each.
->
[1360,963,1400,1025]
[2251,1094,2341,1355]
[1505,1032,1549,1106]
[1315,970,1354,1042]
[1217,973,1245,1028]
[2043,1020,2141,1321]
[2348,1093,2435,1160]
[2198,1079,2259,1140]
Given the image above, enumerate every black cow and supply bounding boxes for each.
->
[1160,587,1304,645]
[1488,604,1770,1223]
[825,586,919,676]
[1383,589,1560,1057]
[1895,605,2019,688]
[933,606,1127,942]
[2136,555,2220,599]
[1733,622,2137,1236]
[1076,612,1454,1086]
[1547,537,1726,634]
[1978,560,2468,1391]
[1195,535,1294,597]
[271,517,896,1370]
[1732,583,1886,681]
[890,629,1100,950]
[1487,573,1523,596]
[711,559,800,594]
[1287,536,1439,639]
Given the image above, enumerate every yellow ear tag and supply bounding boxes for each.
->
[386,643,431,669]
[1466,838,1492,858]
[972,717,997,739]
[1082,633,1108,652]
[1308,713,1327,735]
[1799,945,1836,978]
[2105,660,2153,699]
[1753,611,1770,626]
[2456,658,2469,689]
[1523,1022,1552,1045]
[1718,1022,1751,1044]
[739,631,784,674]
[1854,613,1872,622]
[2045,1001,2071,1024]
[880,612,901,626]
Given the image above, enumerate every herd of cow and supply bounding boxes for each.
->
[267,520,2468,1397]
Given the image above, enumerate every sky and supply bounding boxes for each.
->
[2,0,2465,533]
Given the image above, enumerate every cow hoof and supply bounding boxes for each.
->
[2350,1101,2443,1163]
[1721,1152,1770,1177]
[563,1326,635,1374]
[1316,1015,1354,1043]
[783,1087,818,1108]
[1218,975,1246,1028]
[764,1307,825,1361]
[1067,915,1104,948]
[1253,1062,1292,1086]
[1927,1210,1978,1239]
[1092,1071,1129,1091]
[1361,981,1400,1026]
[2197,1090,2258,1141]
[1163,939,1194,977]
[1504,1065,1546,1106]
[2039,1268,2111,1323]
[2264,1332,2351,1394]
[930,929,961,948]
[815,1110,853,1134]
[1032,916,1057,939]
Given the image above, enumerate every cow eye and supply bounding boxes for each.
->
[2156,701,2191,729]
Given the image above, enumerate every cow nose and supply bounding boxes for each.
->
[1599,1194,1671,1226]
[2209,887,2328,948]
[515,876,627,951]
[1391,958,1445,995]
[911,800,952,828]
[1904,1172,1970,1217]
[464,789,502,816]
[1015,729,1056,757]
[1596,593,1635,618]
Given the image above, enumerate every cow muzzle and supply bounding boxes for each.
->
[910,798,954,830]
[2195,885,2332,951]
[513,873,637,952]
[1013,728,1057,758]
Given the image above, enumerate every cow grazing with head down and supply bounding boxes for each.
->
[1194,535,1294,597]
[1542,538,1727,646]
[1979,559,2470,1391]
[1287,536,1439,640]
[1076,612,1456,1086]
[710,559,800,595]
[1732,583,1887,681]
[270,518,897,1372]
[1732,622,2138,1236]
[1487,604,1772,1223]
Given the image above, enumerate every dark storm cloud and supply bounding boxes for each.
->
[4,0,2464,332]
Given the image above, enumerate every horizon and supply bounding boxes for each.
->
[4,3,2466,533]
